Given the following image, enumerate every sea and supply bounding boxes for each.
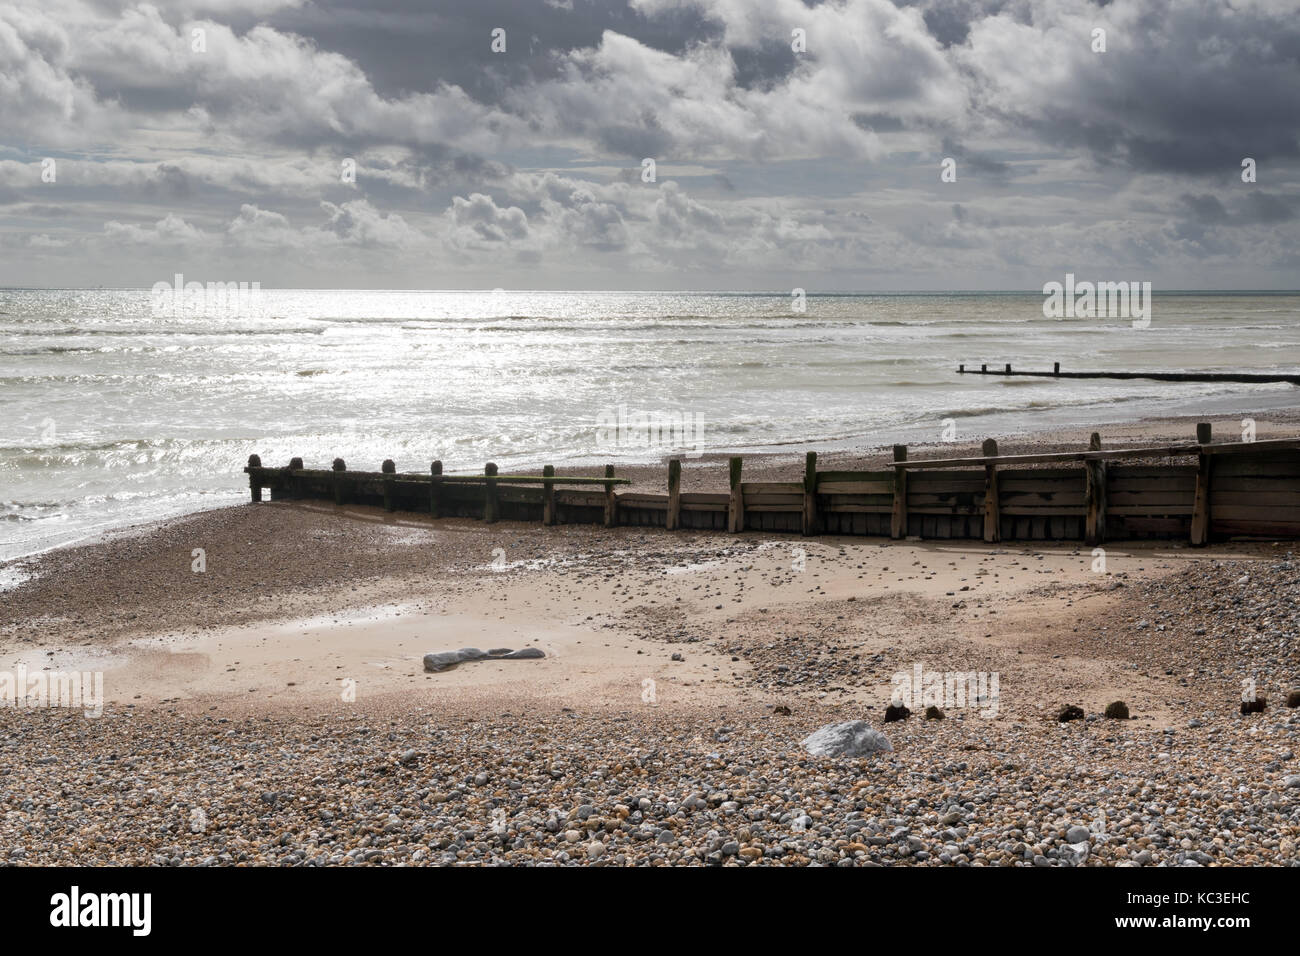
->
[2,289,1298,563]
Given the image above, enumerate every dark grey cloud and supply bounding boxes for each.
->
[3,0,1300,289]
[265,0,721,103]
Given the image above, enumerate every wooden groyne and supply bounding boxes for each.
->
[244,425,1300,545]
[957,363,1300,385]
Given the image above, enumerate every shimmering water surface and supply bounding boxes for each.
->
[2,289,1298,561]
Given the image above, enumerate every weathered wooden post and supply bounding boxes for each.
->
[802,451,818,536]
[331,457,346,506]
[288,457,303,500]
[542,465,556,525]
[247,454,262,502]
[891,445,908,539]
[382,459,396,512]
[728,456,744,533]
[604,464,618,528]
[430,461,443,518]
[1084,432,1107,546]
[982,438,1000,543]
[667,459,682,531]
[1190,422,1213,546]
[484,462,499,523]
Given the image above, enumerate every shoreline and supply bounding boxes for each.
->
[7,407,1300,564]
[3,413,1299,865]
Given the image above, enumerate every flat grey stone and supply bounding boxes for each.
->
[801,720,892,757]
[423,646,545,672]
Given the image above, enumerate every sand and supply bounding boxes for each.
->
[1,414,1298,866]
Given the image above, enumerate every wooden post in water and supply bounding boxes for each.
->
[728,457,744,533]
[1084,432,1107,546]
[542,465,557,525]
[430,461,443,518]
[890,445,908,539]
[1005,363,1012,375]
[484,462,499,523]
[1191,422,1213,546]
[667,459,682,530]
[1053,362,1060,377]
[603,464,617,528]
[982,439,1000,543]
[331,458,346,506]
[381,459,396,512]
[247,454,262,502]
[802,451,818,536]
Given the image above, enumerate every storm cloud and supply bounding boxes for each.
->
[2,0,1298,289]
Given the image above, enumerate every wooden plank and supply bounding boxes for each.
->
[1190,423,1212,546]
[998,477,1086,493]
[1210,519,1300,537]
[898,445,1203,469]
[1106,492,1197,507]
[1211,490,1300,507]
[815,480,896,495]
[891,445,908,539]
[741,482,803,495]
[680,492,729,504]
[1211,457,1300,477]
[619,493,669,507]
[1112,516,1189,534]
[1202,441,1300,457]
[1106,466,1199,480]
[1213,475,1300,491]
[1107,504,1195,515]
[910,472,986,489]
[1002,505,1088,516]
[728,457,744,533]
[908,503,983,515]
[743,495,803,507]
[437,474,631,485]
[497,486,545,503]
[824,493,894,507]
[667,458,681,531]
[802,451,818,536]
[555,490,605,507]
[815,470,895,483]
[1212,505,1300,520]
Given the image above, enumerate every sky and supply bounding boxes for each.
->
[2,0,1299,291]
